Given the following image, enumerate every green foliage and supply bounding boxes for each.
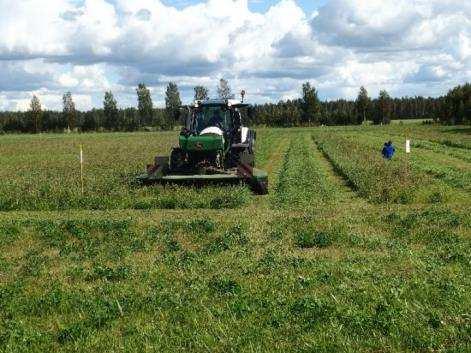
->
[2,83,469,133]
[133,186,251,211]
[185,219,215,234]
[165,82,181,128]
[194,85,209,101]
[29,95,42,133]
[443,83,471,124]
[301,82,321,125]
[204,223,248,254]
[293,220,346,249]
[217,78,233,99]
[375,89,392,125]
[62,91,76,130]
[136,83,153,126]
[252,101,302,127]
[0,185,250,211]
[103,91,118,130]
[355,86,371,124]
[0,222,21,246]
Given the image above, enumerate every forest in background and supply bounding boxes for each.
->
[0,80,470,134]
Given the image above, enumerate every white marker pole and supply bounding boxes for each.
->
[80,144,84,195]
[406,139,411,154]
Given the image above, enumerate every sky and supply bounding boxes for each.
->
[0,0,470,111]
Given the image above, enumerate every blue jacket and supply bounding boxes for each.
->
[382,144,395,159]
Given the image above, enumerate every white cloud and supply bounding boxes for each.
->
[0,0,470,110]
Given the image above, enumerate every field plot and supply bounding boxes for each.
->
[0,132,251,211]
[0,124,470,353]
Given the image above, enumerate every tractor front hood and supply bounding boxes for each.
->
[179,132,224,152]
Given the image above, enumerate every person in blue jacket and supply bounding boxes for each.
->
[382,141,395,160]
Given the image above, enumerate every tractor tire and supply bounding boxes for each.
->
[238,148,255,167]
[170,148,186,172]
[252,179,268,195]
[247,130,256,154]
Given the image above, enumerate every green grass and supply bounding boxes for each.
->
[0,124,470,352]
[339,129,470,202]
[275,133,337,208]
[0,132,251,211]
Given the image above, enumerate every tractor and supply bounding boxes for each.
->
[137,96,268,194]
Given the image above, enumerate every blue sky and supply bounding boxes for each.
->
[161,0,327,14]
[250,0,327,14]
[0,0,470,110]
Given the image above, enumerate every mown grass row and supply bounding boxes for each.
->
[274,133,336,208]
[353,128,471,164]
[410,158,471,193]
[411,139,471,163]
[266,206,470,352]
[1,205,469,352]
[344,129,471,197]
[254,128,280,168]
[0,218,249,263]
[0,184,251,211]
[314,132,453,204]
[413,129,471,150]
[0,218,254,351]
[395,139,471,193]
[363,124,471,150]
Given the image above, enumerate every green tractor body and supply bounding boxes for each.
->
[179,134,224,152]
[137,99,268,194]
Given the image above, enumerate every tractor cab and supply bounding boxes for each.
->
[194,104,231,134]
[179,99,252,161]
[184,99,247,141]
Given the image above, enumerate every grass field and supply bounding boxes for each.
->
[0,124,470,352]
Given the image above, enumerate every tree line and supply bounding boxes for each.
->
[0,82,181,133]
[252,83,471,127]
[0,80,469,134]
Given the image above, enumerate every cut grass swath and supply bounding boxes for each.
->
[275,133,337,208]
[314,132,453,204]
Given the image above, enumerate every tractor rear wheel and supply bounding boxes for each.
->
[238,148,255,167]
[251,179,268,195]
[170,148,186,172]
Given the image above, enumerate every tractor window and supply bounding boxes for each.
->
[195,106,230,133]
